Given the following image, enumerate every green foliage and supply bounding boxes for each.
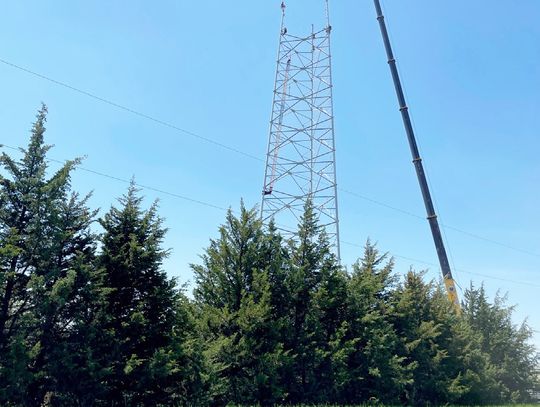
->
[97,181,205,405]
[193,204,290,405]
[463,284,539,403]
[0,107,538,405]
[331,242,406,404]
[283,201,347,404]
[0,105,103,405]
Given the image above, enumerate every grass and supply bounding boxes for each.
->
[231,404,540,407]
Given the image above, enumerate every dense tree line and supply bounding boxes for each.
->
[0,107,538,406]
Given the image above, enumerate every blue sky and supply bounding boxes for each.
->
[1,1,539,348]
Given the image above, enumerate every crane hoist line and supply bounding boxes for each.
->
[372,0,460,310]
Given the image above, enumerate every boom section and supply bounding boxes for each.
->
[373,0,460,309]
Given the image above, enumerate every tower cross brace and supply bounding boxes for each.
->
[261,1,340,260]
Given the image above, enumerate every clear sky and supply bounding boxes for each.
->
[1,1,539,348]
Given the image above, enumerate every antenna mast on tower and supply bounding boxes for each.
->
[261,1,340,259]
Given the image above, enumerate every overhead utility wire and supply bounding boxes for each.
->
[340,239,540,289]
[0,144,228,212]
[0,58,261,162]
[373,0,540,261]
[341,187,540,259]
[1,58,539,260]
[378,0,471,294]
[1,143,537,289]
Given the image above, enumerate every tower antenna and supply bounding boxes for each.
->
[261,1,340,260]
[325,0,330,28]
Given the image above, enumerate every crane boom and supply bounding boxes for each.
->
[373,0,460,310]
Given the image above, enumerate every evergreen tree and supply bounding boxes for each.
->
[27,192,108,406]
[391,271,451,405]
[463,283,540,403]
[309,254,348,403]
[390,271,503,405]
[258,220,290,335]
[193,205,289,405]
[331,241,405,404]
[97,182,194,404]
[2,106,539,406]
[282,199,342,403]
[0,105,103,405]
[193,204,266,311]
[433,291,499,406]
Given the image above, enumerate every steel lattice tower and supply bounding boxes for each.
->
[261,1,340,259]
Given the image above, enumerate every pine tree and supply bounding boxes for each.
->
[97,182,187,404]
[193,204,289,405]
[331,241,405,404]
[463,283,540,403]
[433,289,499,406]
[283,199,342,403]
[309,254,348,403]
[390,271,503,405]
[0,105,103,405]
[390,271,449,405]
[193,203,266,311]
[28,192,108,406]
[259,220,290,333]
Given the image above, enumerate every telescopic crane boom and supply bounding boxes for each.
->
[372,0,460,310]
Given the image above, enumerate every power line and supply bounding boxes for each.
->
[373,0,540,262]
[340,239,540,289]
[338,187,423,220]
[339,187,540,259]
[0,58,262,162]
[0,145,228,212]
[2,143,538,289]
[1,57,539,260]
